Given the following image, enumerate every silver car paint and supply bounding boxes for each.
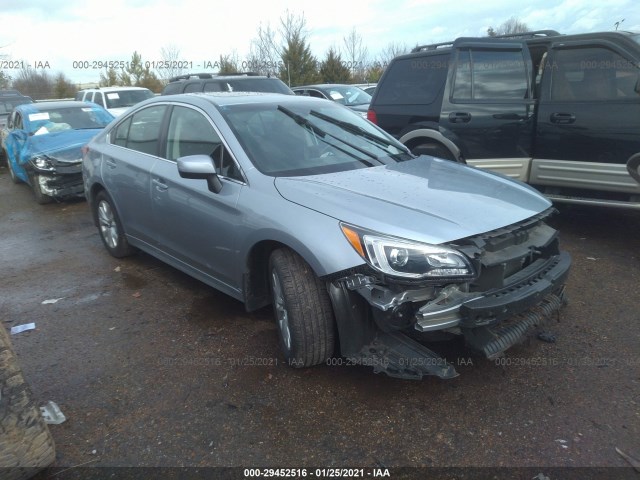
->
[84,93,553,303]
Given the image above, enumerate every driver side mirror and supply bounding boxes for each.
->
[177,154,223,194]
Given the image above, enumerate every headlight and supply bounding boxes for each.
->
[341,223,475,280]
[31,155,55,171]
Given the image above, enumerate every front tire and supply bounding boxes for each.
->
[269,248,335,367]
[31,175,53,205]
[94,190,136,258]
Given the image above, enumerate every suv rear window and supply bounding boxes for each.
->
[375,54,449,105]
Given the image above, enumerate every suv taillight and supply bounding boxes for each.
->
[366,109,377,124]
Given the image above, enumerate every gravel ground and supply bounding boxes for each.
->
[0,167,638,479]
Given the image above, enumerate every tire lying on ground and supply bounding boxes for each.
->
[0,322,56,479]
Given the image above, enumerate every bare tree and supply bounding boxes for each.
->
[343,27,369,82]
[487,16,530,36]
[12,69,54,100]
[156,44,185,82]
[248,23,281,76]
[278,11,319,86]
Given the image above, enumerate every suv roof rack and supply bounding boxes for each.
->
[411,30,562,52]
[490,29,562,39]
[168,72,261,82]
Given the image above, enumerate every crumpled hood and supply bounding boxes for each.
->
[9,128,102,165]
[274,156,552,244]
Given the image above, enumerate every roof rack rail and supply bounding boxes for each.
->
[411,30,562,52]
[168,72,261,82]
[411,41,455,52]
[489,30,562,39]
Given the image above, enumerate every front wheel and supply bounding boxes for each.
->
[31,175,53,205]
[93,190,136,258]
[269,248,336,367]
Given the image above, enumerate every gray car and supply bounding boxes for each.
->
[82,92,571,380]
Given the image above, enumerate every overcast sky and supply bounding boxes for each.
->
[1,0,638,85]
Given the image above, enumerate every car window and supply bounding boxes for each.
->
[26,106,112,134]
[453,49,528,100]
[104,89,154,109]
[222,101,409,177]
[166,106,220,160]
[123,105,167,155]
[375,55,449,105]
[203,82,224,92]
[183,83,202,93]
[165,106,242,181]
[550,46,639,101]
[113,116,132,147]
[93,92,104,107]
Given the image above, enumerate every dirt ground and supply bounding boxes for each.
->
[0,166,638,478]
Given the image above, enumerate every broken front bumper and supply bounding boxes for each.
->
[328,251,571,380]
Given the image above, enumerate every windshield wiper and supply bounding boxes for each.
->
[309,109,407,154]
[277,105,382,165]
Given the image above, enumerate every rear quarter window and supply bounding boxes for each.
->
[375,54,449,105]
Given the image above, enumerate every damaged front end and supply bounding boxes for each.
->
[328,208,571,380]
[27,151,84,199]
[6,129,86,200]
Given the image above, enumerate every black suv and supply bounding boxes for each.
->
[368,30,640,209]
[161,72,294,96]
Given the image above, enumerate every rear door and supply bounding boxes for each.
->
[534,40,640,194]
[440,38,535,180]
[101,104,169,245]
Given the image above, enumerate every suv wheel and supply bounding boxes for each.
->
[269,248,335,367]
[411,142,456,162]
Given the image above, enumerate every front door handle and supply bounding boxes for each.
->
[550,113,576,124]
[448,112,472,123]
[152,178,168,192]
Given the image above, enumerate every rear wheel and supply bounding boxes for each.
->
[94,190,136,258]
[0,323,56,479]
[410,142,458,162]
[269,248,335,367]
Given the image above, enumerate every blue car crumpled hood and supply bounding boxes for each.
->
[274,156,552,245]
[6,128,101,166]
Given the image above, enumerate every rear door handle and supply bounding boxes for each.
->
[550,113,576,124]
[448,112,472,123]
[105,158,116,169]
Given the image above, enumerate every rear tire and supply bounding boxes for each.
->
[411,142,459,162]
[94,190,136,258]
[269,248,336,367]
[0,323,56,479]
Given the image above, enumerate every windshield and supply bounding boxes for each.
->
[25,106,114,134]
[226,78,293,94]
[220,100,410,177]
[104,89,154,109]
[322,85,372,106]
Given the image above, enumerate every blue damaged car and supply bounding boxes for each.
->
[5,101,114,204]
[83,93,571,380]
